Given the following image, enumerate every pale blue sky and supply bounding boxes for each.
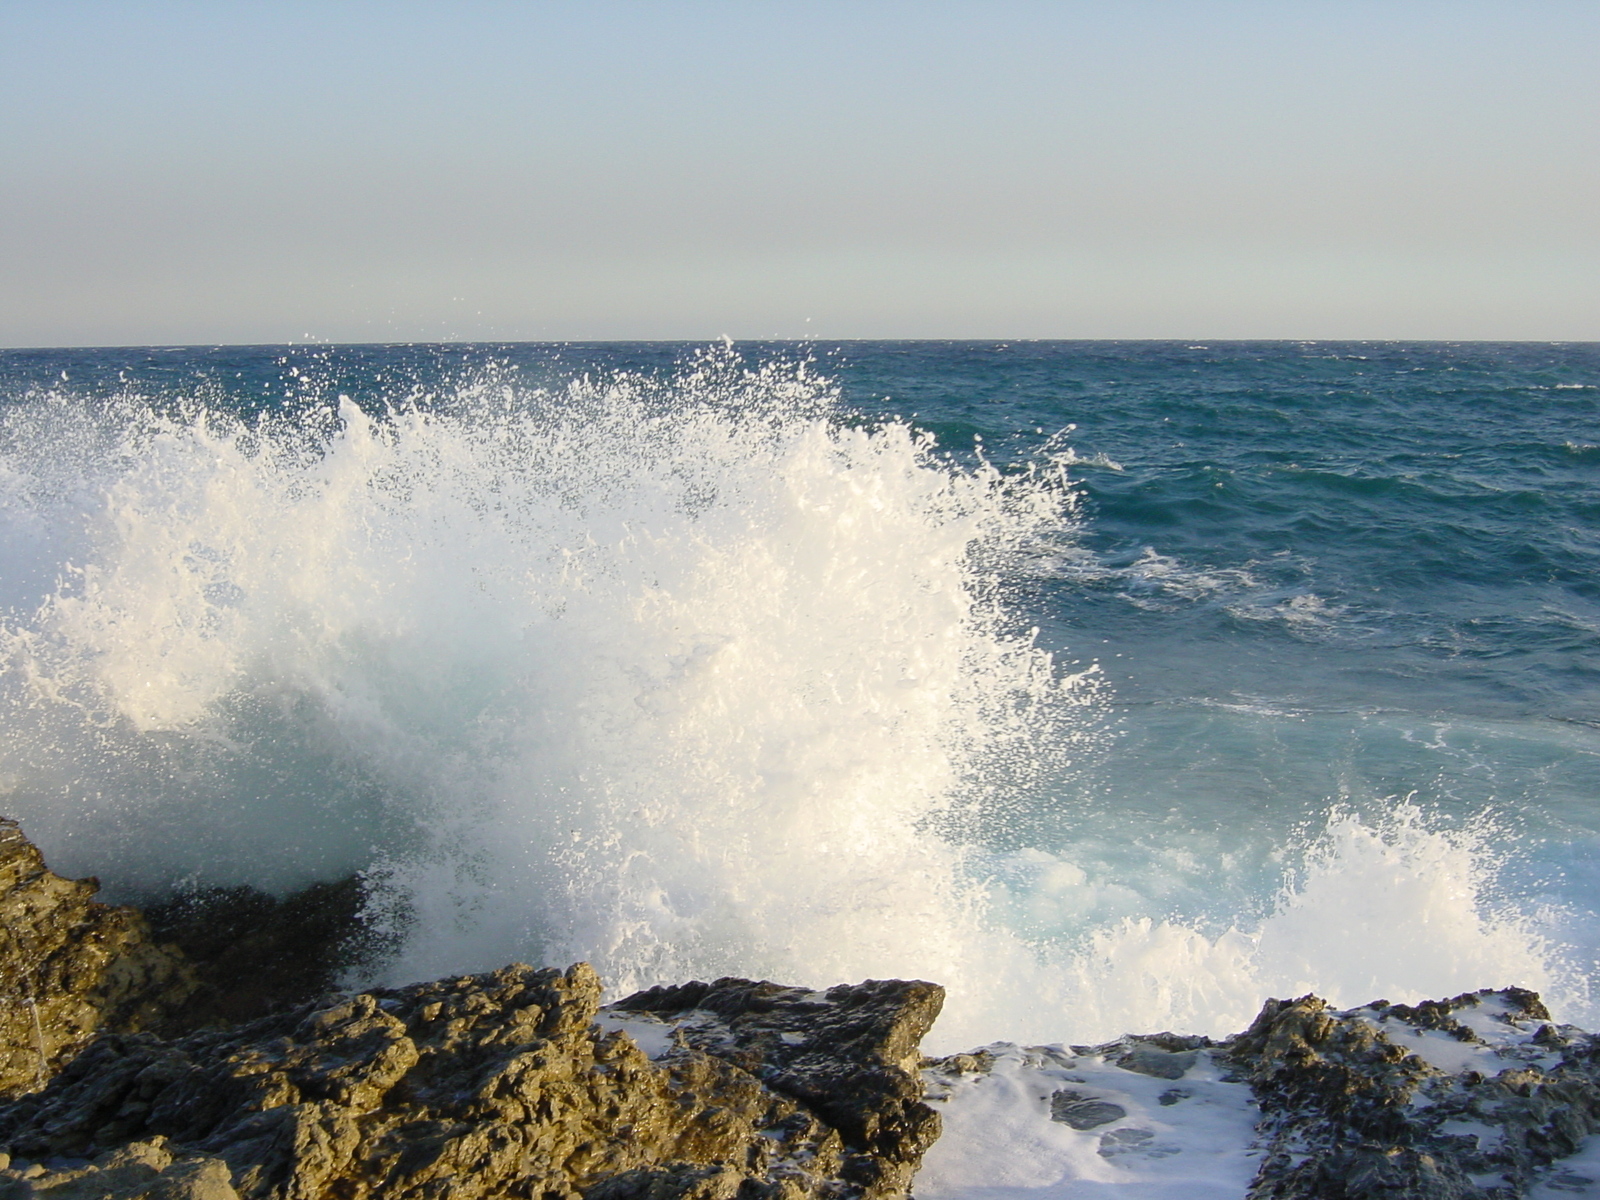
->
[2,1,1595,344]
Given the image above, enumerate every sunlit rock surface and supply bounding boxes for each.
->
[1230,989,1600,1199]
[0,962,941,1200]
[605,976,945,1200]
[0,819,197,1099]
[15,818,1600,1200]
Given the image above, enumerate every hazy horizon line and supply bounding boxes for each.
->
[6,336,1599,354]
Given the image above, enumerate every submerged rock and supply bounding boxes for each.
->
[0,963,943,1200]
[917,1036,1261,1194]
[0,819,198,1099]
[1048,1090,1127,1130]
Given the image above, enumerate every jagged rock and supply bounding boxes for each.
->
[0,820,198,1099]
[1226,987,1600,1199]
[606,977,945,1200]
[0,963,944,1200]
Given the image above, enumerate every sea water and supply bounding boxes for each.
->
[0,340,1596,1056]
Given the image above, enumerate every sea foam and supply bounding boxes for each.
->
[0,349,1579,1050]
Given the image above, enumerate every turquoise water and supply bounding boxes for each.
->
[0,341,1596,1047]
[845,342,1600,938]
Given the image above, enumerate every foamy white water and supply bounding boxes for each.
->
[918,1044,1261,1200]
[0,349,1584,1052]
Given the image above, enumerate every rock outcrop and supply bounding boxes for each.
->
[1227,988,1600,1199]
[24,814,1600,1200]
[0,820,945,1200]
[0,962,942,1200]
[919,990,1600,1199]
[0,819,198,1099]
[0,1139,237,1199]
[606,976,945,1200]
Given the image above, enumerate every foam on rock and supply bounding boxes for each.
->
[918,990,1600,1200]
[1229,988,1600,1199]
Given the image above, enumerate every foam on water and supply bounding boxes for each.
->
[0,349,1583,1050]
[1019,805,1574,1045]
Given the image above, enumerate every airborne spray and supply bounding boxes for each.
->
[0,348,1575,1050]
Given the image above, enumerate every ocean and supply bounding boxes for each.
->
[1,339,1597,1065]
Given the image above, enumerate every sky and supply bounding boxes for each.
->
[1,1,1596,345]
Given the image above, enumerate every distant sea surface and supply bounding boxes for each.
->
[1,340,1597,1050]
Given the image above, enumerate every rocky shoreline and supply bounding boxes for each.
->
[0,819,942,1200]
[7,818,1600,1200]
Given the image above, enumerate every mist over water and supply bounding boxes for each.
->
[0,343,1595,1051]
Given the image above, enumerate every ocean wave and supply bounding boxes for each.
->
[0,344,1588,1051]
[0,348,1105,1044]
[1223,590,1346,630]
[971,804,1581,1045]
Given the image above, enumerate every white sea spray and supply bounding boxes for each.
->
[982,803,1577,1045]
[0,349,1583,1051]
[0,352,1084,1045]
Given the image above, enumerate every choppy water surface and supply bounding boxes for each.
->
[0,340,1595,1050]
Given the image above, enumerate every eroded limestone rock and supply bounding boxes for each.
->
[0,963,943,1200]
[0,820,198,1099]
[0,1138,238,1199]
[1227,987,1600,1199]
[606,976,945,1200]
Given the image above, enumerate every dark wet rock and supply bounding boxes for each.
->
[1064,1030,1211,1081]
[1106,1038,1204,1081]
[1096,1126,1160,1158]
[0,963,944,1200]
[143,878,390,1027]
[0,820,198,1099]
[1225,987,1600,1199]
[1048,1090,1126,1129]
[607,976,945,1200]
[919,1049,992,1077]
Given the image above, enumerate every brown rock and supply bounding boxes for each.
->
[608,976,945,1200]
[0,819,198,1099]
[0,1137,238,1199]
[0,963,944,1200]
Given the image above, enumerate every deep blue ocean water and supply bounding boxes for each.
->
[1,340,1597,1046]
